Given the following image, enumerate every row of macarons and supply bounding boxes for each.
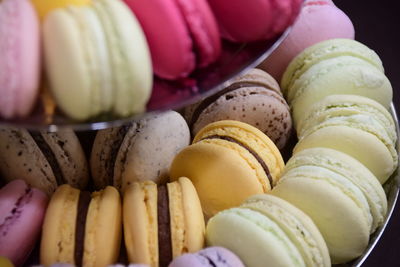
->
[0,67,294,196]
[0,0,301,120]
[0,176,331,267]
[0,112,396,267]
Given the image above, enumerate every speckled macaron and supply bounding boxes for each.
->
[91,110,190,192]
[184,68,292,149]
[0,127,89,195]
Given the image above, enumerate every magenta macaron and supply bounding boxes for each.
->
[0,180,48,266]
[0,0,41,119]
[207,0,302,42]
[123,0,221,80]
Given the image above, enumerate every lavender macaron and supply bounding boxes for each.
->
[184,68,292,149]
[168,247,244,267]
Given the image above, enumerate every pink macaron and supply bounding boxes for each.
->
[258,0,355,81]
[124,0,221,80]
[0,180,48,266]
[207,0,302,42]
[0,0,41,119]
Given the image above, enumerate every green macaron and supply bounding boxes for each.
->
[293,95,397,184]
[272,147,387,264]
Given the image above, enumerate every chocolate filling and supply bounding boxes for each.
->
[203,135,273,188]
[74,191,91,267]
[105,125,131,185]
[29,131,65,185]
[189,81,268,129]
[157,185,172,267]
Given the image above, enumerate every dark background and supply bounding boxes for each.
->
[335,0,400,266]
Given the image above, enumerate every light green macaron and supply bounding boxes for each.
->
[43,0,153,120]
[206,199,330,267]
[295,94,396,143]
[272,147,388,264]
[280,39,392,125]
[281,38,385,93]
[293,96,398,184]
[241,194,331,267]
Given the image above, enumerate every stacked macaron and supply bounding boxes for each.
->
[170,120,285,218]
[184,68,292,149]
[271,148,388,263]
[259,38,397,264]
[206,194,331,267]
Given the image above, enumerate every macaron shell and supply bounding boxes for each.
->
[272,168,371,263]
[168,177,205,257]
[41,129,89,190]
[206,208,305,267]
[187,87,292,149]
[193,120,285,184]
[169,141,266,218]
[281,38,382,93]
[286,148,387,232]
[296,94,396,142]
[112,111,190,192]
[40,185,80,265]
[294,125,397,184]
[123,181,158,266]
[43,8,93,120]
[95,0,152,116]
[242,194,331,267]
[0,0,40,118]
[0,257,13,267]
[30,0,91,20]
[83,186,121,267]
[0,180,48,267]
[0,127,57,195]
[288,56,392,124]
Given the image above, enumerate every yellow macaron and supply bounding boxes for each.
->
[170,120,285,218]
[31,0,91,20]
[40,184,122,267]
[123,177,205,267]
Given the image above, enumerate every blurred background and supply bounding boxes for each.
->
[335,1,399,266]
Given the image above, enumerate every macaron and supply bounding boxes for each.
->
[0,127,89,196]
[207,0,302,42]
[123,0,221,79]
[43,0,152,120]
[0,0,41,119]
[258,0,355,81]
[206,194,330,267]
[90,111,190,192]
[168,247,244,267]
[169,120,285,218]
[30,0,90,20]
[0,257,14,267]
[184,68,292,149]
[271,148,388,263]
[293,95,398,184]
[0,180,48,267]
[123,178,205,267]
[40,184,122,267]
[280,39,392,124]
